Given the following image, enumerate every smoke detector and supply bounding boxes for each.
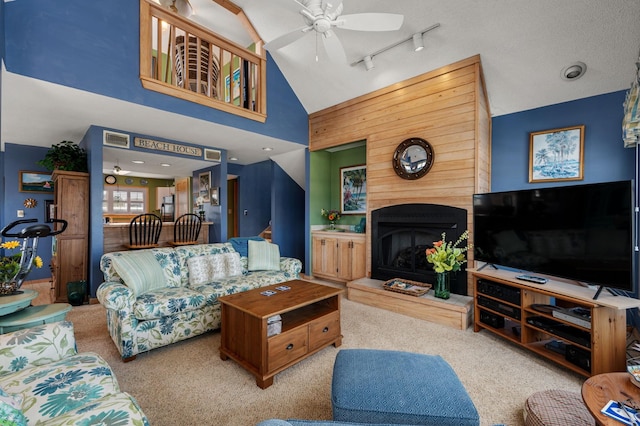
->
[561,62,587,81]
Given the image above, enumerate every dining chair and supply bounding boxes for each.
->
[168,213,202,246]
[124,213,163,250]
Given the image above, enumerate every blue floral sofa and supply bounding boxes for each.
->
[0,321,148,425]
[97,240,302,361]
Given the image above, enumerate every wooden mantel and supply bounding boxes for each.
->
[309,55,492,295]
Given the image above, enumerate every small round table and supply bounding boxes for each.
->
[582,372,640,425]
[0,289,37,316]
[0,303,72,334]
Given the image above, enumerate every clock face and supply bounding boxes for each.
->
[104,175,117,185]
[24,198,37,208]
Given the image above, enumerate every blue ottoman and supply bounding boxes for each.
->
[331,349,479,426]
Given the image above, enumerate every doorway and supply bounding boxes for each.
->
[227,178,238,237]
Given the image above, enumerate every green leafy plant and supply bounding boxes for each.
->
[37,140,88,172]
[425,230,470,273]
[0,240,42,282]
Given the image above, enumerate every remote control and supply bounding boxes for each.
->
[515,274,548,284]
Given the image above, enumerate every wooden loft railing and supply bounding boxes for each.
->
[139,0,267,122]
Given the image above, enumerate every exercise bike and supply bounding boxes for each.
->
[1,218,68,293]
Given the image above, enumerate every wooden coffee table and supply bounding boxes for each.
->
[218,279,343,388]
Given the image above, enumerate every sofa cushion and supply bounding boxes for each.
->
[133,286,207,320]
[248,240,281,271]
[229,236,265,257]
[152,247,184,287]
[111,251,166,296]
[2,352,121,424]
[38,392,148,426]
[0,321,77,378]
[175,243,236,286]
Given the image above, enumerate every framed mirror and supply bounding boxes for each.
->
[392,137,434,180]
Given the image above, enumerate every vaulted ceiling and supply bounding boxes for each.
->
[2,0,639,177]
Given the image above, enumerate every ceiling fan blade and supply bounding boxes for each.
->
[337,13,404,31]
[321,30,347,63]
[264,26,312,51]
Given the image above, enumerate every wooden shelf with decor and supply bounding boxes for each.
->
[51,170,89,303]
[471,268,640,377]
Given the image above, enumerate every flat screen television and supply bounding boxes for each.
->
[473,180,635,296]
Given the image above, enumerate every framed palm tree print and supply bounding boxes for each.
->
[341,164,366,214]
[529,125,584,183]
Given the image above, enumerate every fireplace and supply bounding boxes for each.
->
[371,204,468,295]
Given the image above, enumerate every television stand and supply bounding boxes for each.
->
[592,285,618,300]
[471,268,640,377]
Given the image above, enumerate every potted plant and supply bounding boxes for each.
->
[37,140,88,172]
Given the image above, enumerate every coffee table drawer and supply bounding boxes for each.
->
[268,326,308,371]
[309,311,340,351]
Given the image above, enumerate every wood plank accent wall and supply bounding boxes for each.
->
[309,55,491,294]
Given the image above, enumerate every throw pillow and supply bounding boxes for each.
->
[0,388,26,426]
[187,254,227,286]
[248,240,280,271]
[228,237,265,258]
[111,251,166,296]
[224,252,243,277]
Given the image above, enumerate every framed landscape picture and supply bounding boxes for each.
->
[199,171,211,203]
[341,164,366,214]
[19,171,54,193]
[529,125,584,183]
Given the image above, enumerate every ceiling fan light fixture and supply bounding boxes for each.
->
[364,55,374,71]
[412,33,424,52]
[561,62,587,81]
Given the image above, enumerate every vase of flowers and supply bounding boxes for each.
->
[0,240,43,295]
[321,209,341,230]
[425,230,470,299]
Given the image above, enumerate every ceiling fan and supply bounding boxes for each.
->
[264,0,404,63]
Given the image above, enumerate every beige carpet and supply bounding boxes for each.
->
[67,298,584,426]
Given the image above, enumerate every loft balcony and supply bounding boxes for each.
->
[139,0,266,122]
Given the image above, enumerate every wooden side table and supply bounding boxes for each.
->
[0,303,72,334]
[582,372,640,425]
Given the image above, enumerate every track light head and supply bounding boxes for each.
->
[364,55,374,71]
[412,33,424,52]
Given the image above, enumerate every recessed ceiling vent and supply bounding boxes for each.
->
[103,130,130,148]
[204,148,222,162]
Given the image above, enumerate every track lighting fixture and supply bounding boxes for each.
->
[364,55,374,71]
[412,33,424,52]
[352,23,440,71]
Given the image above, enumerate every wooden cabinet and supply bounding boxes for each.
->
[471,269,640,377]
[51,171,89,303]
[312,231,366,282]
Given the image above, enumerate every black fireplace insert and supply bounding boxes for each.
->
[371,203,468,295]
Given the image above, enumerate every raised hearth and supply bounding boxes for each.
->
[347,278,473,330]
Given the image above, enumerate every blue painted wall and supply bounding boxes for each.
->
[236,161,273,237]
[272,162,305,263]
[491,90,635,191]
[2,144,54,281]
[3,0,309,145]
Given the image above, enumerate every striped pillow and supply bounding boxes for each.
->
[248,240,280,271]
[111,251,166,296]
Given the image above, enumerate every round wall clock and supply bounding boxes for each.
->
[104,175,117,185]
[24,198,37,208]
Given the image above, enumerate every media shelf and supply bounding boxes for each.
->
[471,268,640,377]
